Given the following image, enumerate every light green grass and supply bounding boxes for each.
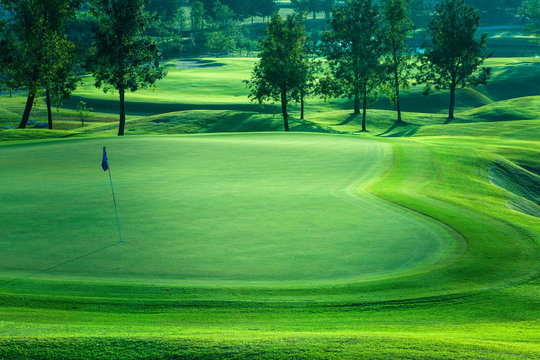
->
[0,134,461,284]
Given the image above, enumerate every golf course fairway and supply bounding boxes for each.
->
[0,133,461,284]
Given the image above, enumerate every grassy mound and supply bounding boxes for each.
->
[459,96,540,121]
[490,158,540,217]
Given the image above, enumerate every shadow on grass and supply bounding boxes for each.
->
[378,121,419,137]
[2,241,123,286]
[336,114,359,126]
[65,96,273,117]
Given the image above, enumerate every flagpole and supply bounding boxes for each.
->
[107,167,123,243]
[103,146,123,243]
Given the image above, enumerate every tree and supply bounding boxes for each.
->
[418,0,491,121]
[320,0,383,131]
[407,0,432,28]
[519,0,540,37]
[242,0,277,23]
[206,1,237,56]
[190,1,206,47]
[146,0,185,58]
[258,0,277,22]
[0,0,80,129]
[245,13,308,132]
[146,0,183,24]
[90,0,167,136]
[76,100,93,127]
[321,0,335,18]
[291,0,322,20]
[294,41,320,120]
[381,0,414,124]
[0,18,17,97]
[42,33,80,129]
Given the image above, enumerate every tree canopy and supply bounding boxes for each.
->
[245,13,308,132]
[418,0,491,120]
[381,0,414,124]
[519,0,540,37]
[320,0,383,131]
[0,0,81,128]
[90,0,167,136]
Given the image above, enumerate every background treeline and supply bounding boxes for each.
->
[0,0,537,136]
[1,0,532,60]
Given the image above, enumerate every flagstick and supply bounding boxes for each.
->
[107,166,123,243]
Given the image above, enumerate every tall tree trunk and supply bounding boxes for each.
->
[18,92,35,129]
[281,88,289,132]
[313,11,316,20]
[362,84,367,132]
[300,90,305,120]
[46,88,53,129]
[353,87,360,115]
[448,81,456,120]
[394,68,402,124]
[118,87,126,136]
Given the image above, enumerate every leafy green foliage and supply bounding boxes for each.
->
[205,1,238,55]
[380,0,414,124]
[519,0,540,37]
[146,0,183,23]
[0,0,81,128]
[291,0,323,19]
[245,13,308,131]
[320,0,384,130]
[90,0,166,135]
[417,0,491,120]
[190,1,206,47]
[290,0,336,20]
[145,0,186,58]
[199,0,276,20]
[76,100,93,127]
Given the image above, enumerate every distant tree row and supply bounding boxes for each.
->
[247,0,492,132]
[0,0,165,136]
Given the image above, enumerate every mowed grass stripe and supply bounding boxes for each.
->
[0,133,459,284]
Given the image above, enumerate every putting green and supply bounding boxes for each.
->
[0,133,462,284]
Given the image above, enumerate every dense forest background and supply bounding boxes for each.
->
[0,0,533,62]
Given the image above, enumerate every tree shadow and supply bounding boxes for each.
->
[336,114,359,126]
[2,241,123,286]
[444,117,454,124]
[378,120,417,136]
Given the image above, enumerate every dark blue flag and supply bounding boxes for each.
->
[102,146,109,171]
